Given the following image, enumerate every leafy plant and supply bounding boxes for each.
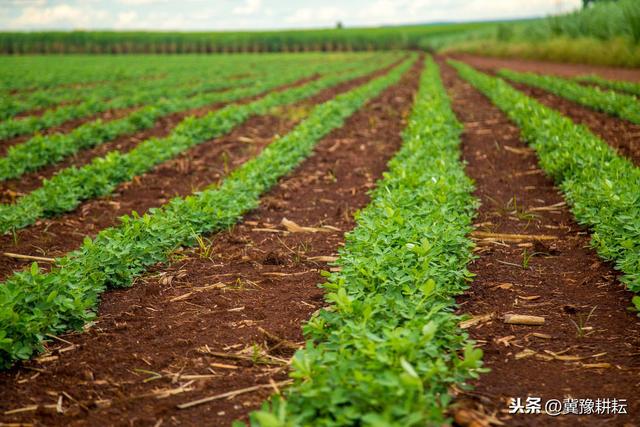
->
[452,60,640,294]
[498,68,640,125]
[249,56,483,426]
[0,56,415,369]
[0,55,403,233]
[574,74,640,97]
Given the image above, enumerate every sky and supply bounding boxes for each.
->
[0,0,583,31]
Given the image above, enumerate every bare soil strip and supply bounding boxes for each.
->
[507,82,640,167]
[438,60,640,426]
[451,54,640,82]
[0,65,398,282]
[0,60,421,426]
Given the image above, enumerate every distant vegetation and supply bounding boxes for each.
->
[447,0,640,67]
[0,22,496,54]
[1,0,637,67]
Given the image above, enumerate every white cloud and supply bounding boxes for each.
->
[115,10,137,27]
[232,0,262,15]
[117,0,169,5]
[9,4,108,29]
[285,6,345,25]
[0,0,584,31]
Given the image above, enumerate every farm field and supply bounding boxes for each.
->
[1,44,640,427]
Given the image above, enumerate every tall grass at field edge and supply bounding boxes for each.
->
[444,37,640,68]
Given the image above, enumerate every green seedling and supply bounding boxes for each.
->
[570,306,598,338]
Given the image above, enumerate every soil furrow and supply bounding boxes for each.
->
[438,59,640,426]
[0,65,397,282]
[507,82,640,167]
[0,59,422,426]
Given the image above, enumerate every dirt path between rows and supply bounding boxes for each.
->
[451,54,640,82]
[438,59,640,426]
[0,62,401,282]
[507,82,640,167]
[0,59,421,426]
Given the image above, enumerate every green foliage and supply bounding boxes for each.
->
[0,53,337,120]
[447,0,640,67]
[249,56,482,426]
[446,36,640,68]
[0,54,367,140]
[0,23,498,54]
[452,60,640,293]
[573,74,640,96]
[0,55,402,233]
[0,54,392,182]
[498,68,640,124]
[0,57,414,369]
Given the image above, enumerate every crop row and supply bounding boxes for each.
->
[0,55,402,233]
[0,57,415,368]
[452,60,640,292]
[0,58,326,141]
[250,57,483,426]
[0,74,167,121]
[497,68,640,125]
[0,56,165,92]
[574,74,640,97]
[0,54,394,182]
[0,54,362,121]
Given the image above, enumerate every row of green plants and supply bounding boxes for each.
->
[0,73,165,121]
[0,55,171,92]
[249,56,483,427]
[0,54,357,93]
[0,75,228,140]
[452,60,640,293]
[574,73,640,97]
[0,57,332,141]
[0,53,356,121]
[497,68,640,125]
[0,55,391,182]
[0,56,407,233]
[0,57,414,368]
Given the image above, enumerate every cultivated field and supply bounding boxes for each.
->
[0,50,639,426]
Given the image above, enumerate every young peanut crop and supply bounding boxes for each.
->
[453,60,640,293]
[0,58,414,369]
[574,74,640,97]
[497,68,640,124]
[250,57,483,426]
[0,56,403,233]
[0,55,397,182]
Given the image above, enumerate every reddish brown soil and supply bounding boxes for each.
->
[0,107,140,157]
[0,59,421,426]
[451,54,640,82]
[0,63,401,282]
[508,82,640,167]
[438,59,640,426]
